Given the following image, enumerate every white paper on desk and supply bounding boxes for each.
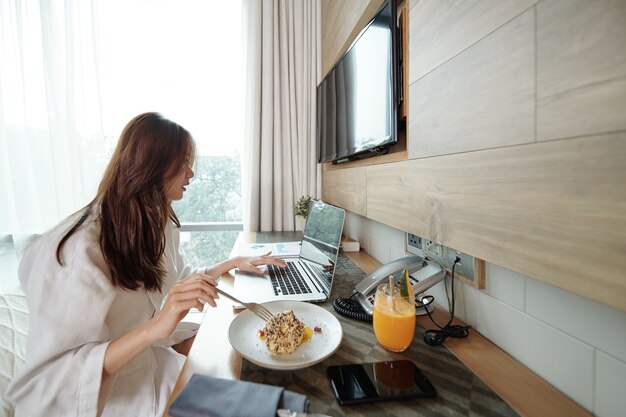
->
[237,241,301,258]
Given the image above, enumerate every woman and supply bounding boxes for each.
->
[6,112,285,417]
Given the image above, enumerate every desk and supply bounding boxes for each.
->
[164,232,590,417]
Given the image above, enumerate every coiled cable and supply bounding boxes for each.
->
[332,294,372,322]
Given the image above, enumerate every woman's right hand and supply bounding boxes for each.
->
[147,274,218,341]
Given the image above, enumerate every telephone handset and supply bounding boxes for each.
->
[352,255,446,316]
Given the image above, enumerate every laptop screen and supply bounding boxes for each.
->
[299,201,346,283]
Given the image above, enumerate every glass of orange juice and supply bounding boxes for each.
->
[373,282,416,352]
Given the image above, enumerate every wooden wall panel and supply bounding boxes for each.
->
[367,132,626,313]
[409,10,535,159]
[536,0,626,141]
[322,167,367,217]
[408,0,537,83]
[321,0,383,78]
[320,0,626,314]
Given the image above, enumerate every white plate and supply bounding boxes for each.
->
[228,300,343,370]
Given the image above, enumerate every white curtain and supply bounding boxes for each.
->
[0,0,107,245]
[241,0,321,232]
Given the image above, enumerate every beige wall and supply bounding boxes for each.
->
[321,0,626,315]
[320,2,626,414]
[320,0,383,77]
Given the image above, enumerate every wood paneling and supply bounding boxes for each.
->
[321,0,626,315]
[322,166,367,217]
[367,132,626,313]
[536,0,626,140]
[409,9,535,158]
[321,0,383,78]
[408,0,537,83]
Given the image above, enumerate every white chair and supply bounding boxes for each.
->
[0,287,28,417]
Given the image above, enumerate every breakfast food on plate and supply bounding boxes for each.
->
[261,310,309,354]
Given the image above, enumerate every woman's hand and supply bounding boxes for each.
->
[148,274,218,341]
[234,251,287,274]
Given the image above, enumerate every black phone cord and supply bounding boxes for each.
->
[333,294,372,322]
[423,258,471,346]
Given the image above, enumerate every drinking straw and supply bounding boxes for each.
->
[388,275,395,311]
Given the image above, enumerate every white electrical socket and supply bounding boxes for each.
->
[424,240,443,257]
[405,233,423,256]
[405,232,476,281]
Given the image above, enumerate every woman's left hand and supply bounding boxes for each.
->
[235,251,287,274]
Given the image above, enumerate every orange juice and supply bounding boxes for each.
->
[373,285,416,352]
[373,361,415,389]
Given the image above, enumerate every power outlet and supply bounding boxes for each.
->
[405,232,482,286]
[407,233,421,251]
[424,244,476,281]
[423,240,443,257]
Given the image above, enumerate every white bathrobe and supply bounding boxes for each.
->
[6,209,203,417]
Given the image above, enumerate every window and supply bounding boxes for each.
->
[1,0,242,289]
[98,0,244,266]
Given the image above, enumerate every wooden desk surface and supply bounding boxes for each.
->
[164,232,590,417]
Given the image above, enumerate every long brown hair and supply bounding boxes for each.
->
[56,112,195,291]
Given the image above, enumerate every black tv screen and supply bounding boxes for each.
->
[317,0,398,163]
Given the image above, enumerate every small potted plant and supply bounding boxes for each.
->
[293,195,312,219]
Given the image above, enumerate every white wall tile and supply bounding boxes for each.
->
[368,220,405,246]
[417,278,478,329]
[342,212,357,238]
[423,280,450,311]
[368,236,391,265]
[361,217,372,252]
[357,230,370,254]
[343,212,363,240]
[453,282,480,329]
[345,212,370,253]
[526,278,626,364]
[595,351,626,417]
[485,263,526,310]
[360,217,406,260]
[390,245,407,262]
[363,219,414,261]
[478,292,594,411]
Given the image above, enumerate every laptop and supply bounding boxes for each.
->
[234,200,346,303]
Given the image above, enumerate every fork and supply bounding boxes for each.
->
[212,286,274,322]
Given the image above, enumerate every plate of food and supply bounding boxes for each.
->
[228,300,343,370]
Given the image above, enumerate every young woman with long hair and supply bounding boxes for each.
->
[6,113,285,416]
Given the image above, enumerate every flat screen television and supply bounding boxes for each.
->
[317,0,398,164]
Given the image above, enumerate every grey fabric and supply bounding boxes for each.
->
[169,374,309,417]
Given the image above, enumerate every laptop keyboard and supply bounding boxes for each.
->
[268,262,313,295]
[301,262,331,291]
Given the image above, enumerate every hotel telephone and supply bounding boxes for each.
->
[333,255,446,321]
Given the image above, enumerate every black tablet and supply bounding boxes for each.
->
[327,360,436,405]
